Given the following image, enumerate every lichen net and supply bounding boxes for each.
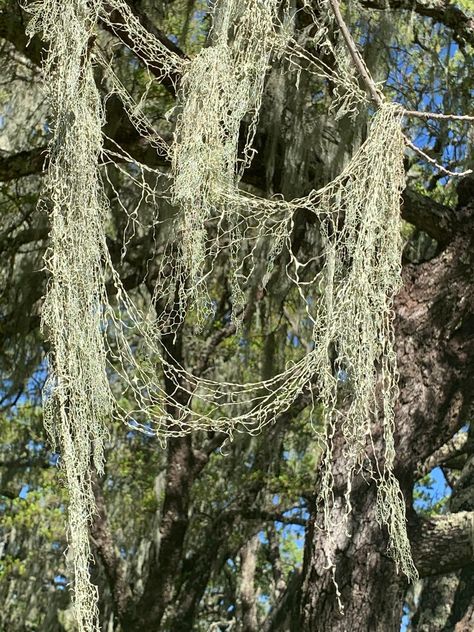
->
[29,0,422,630]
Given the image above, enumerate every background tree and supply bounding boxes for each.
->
[0,1,473,631]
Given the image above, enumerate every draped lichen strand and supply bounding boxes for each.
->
[28,1,112,631]
[171,0,285,322]
[309,104,417,581]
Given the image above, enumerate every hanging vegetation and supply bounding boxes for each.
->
[27,1,111,629]
[24,0,474,629]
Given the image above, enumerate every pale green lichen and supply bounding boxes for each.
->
[32,2,417,630]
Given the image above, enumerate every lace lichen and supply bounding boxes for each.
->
[30,1,421,630]
[28,1,111,629]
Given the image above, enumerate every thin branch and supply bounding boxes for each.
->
[327,0,382,106]
[404,137,473,178]
[416,432,469,480]
[0,147,48,182]
[403,110,474,122]
[99,1,188,96]
[242,508,307,527]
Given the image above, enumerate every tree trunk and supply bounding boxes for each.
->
[239,535,260,632]
[292,195,474,631]
[298,480,406,630]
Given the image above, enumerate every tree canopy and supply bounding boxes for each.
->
[0,1,474,631]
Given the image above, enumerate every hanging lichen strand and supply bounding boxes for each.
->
[28,1,111,630]
[171,0,287,322]
[310,104,417,582]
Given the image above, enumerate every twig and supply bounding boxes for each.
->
[327,0,382,106]
[404,137,473,178]
[402,110,474,122]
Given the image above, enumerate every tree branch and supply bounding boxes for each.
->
[411,511,474,577]
[329,0,473,178]
[90,474,131,624]
[0,147,48,182]
[402,188,455,246]
[0,142,456,251]
[100,1,188,96]
[416,432,469,480]
[0,4,43,67]
[0,123,170,183]
[361,0,474,48]
[242,506,307,527]
[328,0,382,105]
